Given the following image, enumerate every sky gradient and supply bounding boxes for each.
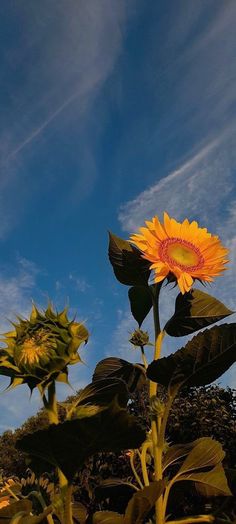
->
[0,0,236,431]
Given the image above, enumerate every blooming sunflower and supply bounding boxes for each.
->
[130,213,229,294]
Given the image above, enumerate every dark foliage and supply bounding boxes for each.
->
[0,385,235,518]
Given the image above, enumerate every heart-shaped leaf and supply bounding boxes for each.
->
[128,286,153,326]
[147,323,236,389]
[93,357,146,393]
[108,232,150,286]
[16,404,146,481]
[124,481,164,524]
[165,289,233,337]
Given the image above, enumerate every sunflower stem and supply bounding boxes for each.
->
[64,483,74,524]
[42,382,71,524]
[46,382,58,424]
[149,284,165,524]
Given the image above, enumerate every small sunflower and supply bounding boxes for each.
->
[130,213,229,294]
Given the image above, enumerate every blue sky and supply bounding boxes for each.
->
[0,0,236,431]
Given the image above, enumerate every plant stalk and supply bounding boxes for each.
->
[150,284,164,524]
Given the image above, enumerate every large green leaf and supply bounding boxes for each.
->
[147,323,236,389]
[16,404,146,481]
[69,378,129,418]
[124,481,164,524]
[165,289,233,337]
[128,286,153,326]
[108,232,150,286]
[177,438,225,475]
[182,464,232,497]
[163,441,197,471]
[93,357,146,393]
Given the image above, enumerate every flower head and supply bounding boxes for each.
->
[0,304,89,393]
[129,329,150,347]
[130,213,229,294]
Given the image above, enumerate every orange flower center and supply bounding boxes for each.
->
[159,237,205,271]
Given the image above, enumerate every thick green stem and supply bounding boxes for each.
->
[46,382,58,424]
[150,284,164,524]
[42,382,71,524]
[64,484,74,524]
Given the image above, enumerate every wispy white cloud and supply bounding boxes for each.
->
[0,0,129,237]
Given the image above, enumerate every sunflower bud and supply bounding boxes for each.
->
[129,329,150,347]
[149,396,165,417]
[0,304,89,393]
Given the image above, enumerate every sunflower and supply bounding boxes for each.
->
[130,213,229,294]
[0,304,89,392]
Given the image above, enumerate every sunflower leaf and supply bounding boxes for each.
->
[68,377,129,418]
[165,289,233,336]
[93,511,124,523]
[108,232,151,286]
[124,481,164,524]
[147,323,236,389]
[0,499,32,521]
[128,286,153,326]
[178,438,225,475]
[182,464,232,497]
[93,357,146,393]
[16,403,146,481]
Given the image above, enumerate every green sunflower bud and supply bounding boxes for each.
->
[0,304,89,393]
[149,396,165,417]
[129,328,150,347]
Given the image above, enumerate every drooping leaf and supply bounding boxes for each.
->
[93,511,124,523]
[147,323,236,389]
[16,404,146,481]
[68,378,129,418]
[128,286,153,326]
[183,464,232,497]
[124,481,164,524]
[178,438,225,475]
[108,232,150,286]
[165,289,233,337]
[93,357,146,393]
